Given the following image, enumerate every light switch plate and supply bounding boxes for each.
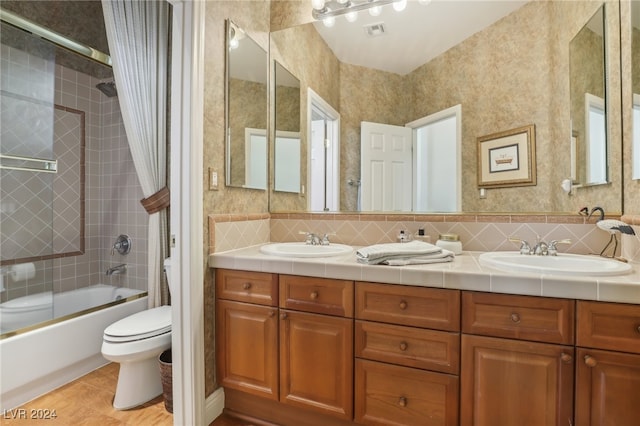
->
[209,168,218,190]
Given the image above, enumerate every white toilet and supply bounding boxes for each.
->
[101,258,174,410]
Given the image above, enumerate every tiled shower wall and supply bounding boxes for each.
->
[0,44,147,302]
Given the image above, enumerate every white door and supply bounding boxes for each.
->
[360,121,412,211]
[310,118,326,210]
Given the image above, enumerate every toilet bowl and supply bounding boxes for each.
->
[101,258,174,410]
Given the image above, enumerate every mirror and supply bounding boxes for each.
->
[631,1,640,181]
[268,0,622,214]
[274,61,301,193]
[225,20,268,190]
[570,5,608,187]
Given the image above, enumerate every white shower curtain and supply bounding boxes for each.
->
[102,0,169,308]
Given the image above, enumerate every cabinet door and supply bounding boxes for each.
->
[280,310,353,420]
[461,334,574,426]
[216,300,278,399]
[575,348,640,426]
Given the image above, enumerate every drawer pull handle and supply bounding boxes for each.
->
[398,397,407,407]
[584,355,597,368]
[510,313,521,324]
[399,341,408,351]
[560,353,572,364]
[310,291,319,300]
[399,300,408,310]
[242,282,251,290]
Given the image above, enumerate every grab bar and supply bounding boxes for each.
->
[0,154,58,173]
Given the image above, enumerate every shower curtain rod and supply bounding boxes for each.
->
[0,7,112,67]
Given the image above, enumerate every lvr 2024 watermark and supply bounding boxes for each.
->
[2,408,58,420]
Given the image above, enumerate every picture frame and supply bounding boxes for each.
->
[477,124,536,188]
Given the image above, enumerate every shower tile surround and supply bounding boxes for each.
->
[0,45,147,302]
[209,213,636,262]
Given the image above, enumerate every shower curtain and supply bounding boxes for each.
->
[102,0,169,308]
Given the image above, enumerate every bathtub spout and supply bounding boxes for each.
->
[106,264,127,276]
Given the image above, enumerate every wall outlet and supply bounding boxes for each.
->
[209,168,218,190]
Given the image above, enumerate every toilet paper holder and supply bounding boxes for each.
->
[112,235,132,256]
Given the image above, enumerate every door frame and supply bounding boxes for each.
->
[307,88,340,211]
[406,104,462,212]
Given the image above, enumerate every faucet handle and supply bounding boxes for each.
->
[548,239,571,256]
[509,236,531,255]
[321,232,336,245]
[299,231,315,245]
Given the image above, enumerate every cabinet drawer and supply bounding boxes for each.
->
[279,275,354,317]
[355,359,459,426]
[577,301,640,354]
[462,292,575,344]
[355,320,459,374]
[215,269,278,306]
[356,282,460,331]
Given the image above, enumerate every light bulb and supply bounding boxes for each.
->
[369,5,381,16]
[323,16,336,27]
[312,0,325,10]
[418,0,432,5]
[345,10,358,22]
[229,38,239,50]
[393,0,407,12]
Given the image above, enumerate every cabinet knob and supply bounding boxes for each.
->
[399,300,408,310]
[560,353,572,364]
[510,313,521,324]
[280,312,288,320]
[398,396,407,407]
[242,282,251,290]
[269,310,276,317]
[310,290,319,300]
[399,341,408,351]
[584,355,597,368]
[636,325,640,334]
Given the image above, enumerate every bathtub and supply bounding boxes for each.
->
[0,284,147,411]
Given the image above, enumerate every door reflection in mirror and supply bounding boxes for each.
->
[308,89,340,212]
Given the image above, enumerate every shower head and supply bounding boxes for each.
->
[96,81,117,97]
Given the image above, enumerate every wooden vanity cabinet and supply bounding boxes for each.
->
[574,301,640,426]
[279,274,354,420]
[460,292,575,426]
[354,282,460,426]
[215,269,279,399]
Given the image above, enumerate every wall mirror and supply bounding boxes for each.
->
[225,19,268,190]
[269,0,621,215]
[569,5,608,187]
[631,1,640,181]
[273,61,301,193]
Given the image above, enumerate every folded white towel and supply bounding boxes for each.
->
[356,240,454,265]
[382,250,455,266]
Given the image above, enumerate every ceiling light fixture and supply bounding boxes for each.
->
[312,0,406,23]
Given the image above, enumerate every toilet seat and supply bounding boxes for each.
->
[103,305,171,343]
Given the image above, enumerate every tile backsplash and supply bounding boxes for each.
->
[209,213,635,262]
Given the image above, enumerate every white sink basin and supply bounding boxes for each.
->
[260,242,353,258]
[479,251,632,276]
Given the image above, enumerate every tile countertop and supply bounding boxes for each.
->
[209,244,640,305]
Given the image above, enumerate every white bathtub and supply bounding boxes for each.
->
[0,285,147,410]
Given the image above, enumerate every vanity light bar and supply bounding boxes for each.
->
[312,0,402,20]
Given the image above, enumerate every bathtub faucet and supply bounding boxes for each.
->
[106,264,127,276]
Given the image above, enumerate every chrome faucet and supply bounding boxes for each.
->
[509,236,571,256]
[300,231,335,245]
[106,264,127,276]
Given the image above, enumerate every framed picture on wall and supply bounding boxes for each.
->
[477,124,536,188]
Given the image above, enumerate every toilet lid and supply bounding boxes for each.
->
[104,305,172,342]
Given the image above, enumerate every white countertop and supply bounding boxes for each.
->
[209,244,640,304]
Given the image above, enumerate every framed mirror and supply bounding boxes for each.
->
[631,1,640,181]
[225,19,268,190]
[268,1,621,215]
[569,5,608,187]
[273,61,301,193]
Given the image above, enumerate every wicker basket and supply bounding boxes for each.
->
[158,349,173,413]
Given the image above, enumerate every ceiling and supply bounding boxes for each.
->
[313,0,529,75]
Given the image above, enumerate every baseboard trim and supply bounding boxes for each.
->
[205,387,225,425]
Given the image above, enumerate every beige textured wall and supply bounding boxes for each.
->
[202,0,270,397]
